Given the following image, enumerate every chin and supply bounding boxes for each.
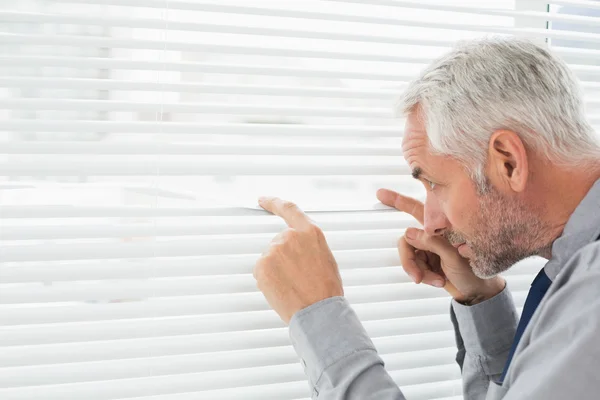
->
[469,257,513,279]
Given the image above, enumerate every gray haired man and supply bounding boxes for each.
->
[253,38,600,399]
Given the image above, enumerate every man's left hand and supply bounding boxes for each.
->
[254,197,344,324]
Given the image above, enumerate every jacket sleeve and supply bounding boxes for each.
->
[288,287,518,400]
[450,285,519,399]
[289,296,406,400]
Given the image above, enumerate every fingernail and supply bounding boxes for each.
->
[407,272,417,282]
[405,228,417,240]
[432,280,445,288]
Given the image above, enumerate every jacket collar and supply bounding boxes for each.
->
[544,178,600,280]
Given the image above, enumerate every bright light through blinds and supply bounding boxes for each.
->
[0,0,598,399]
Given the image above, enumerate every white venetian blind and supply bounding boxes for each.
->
[0,1,598,399]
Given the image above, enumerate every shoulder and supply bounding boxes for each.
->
[539,240,600,325]
[560,239,600,278]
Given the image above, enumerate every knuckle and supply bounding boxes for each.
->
[282,201,297,211]
[283,228,298,240]
[307,223,323,236]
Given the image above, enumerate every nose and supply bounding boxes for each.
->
[423,194,449,237]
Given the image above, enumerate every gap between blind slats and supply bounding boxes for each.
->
[0,253,544,283]
[0,217,413,240]
[0,330,457,368]
[0,120,401,137]
[0,142,404,156]
[5,7,600,45]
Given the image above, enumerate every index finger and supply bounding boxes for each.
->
[376,188,424,224]
[258,196,313,230]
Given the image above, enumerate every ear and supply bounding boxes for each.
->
[487,130,529,193]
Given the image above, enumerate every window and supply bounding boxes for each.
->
[0,1,597,399]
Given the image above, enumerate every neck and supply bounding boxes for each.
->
[531,160,600,259]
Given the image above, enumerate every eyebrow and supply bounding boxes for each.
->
[411,167,422,180]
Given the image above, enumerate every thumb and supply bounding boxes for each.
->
[404,228,455,258]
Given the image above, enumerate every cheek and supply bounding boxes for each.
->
[443,185,479,232]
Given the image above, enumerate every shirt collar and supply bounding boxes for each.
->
[544,178,600,281]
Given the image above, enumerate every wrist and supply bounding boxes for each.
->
[455,276,506,306]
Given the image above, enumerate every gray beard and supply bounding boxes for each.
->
[445,181,552,279]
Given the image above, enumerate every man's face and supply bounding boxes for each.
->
[402,111,546,278]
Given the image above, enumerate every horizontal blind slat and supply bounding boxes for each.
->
[0,99,392,118]
[3,33,600,67]
[107,378,461,400]
[552,0,600,11]
[3,55,599,86]
[0,229,406,262]
[0,330,456,368]
[0,274,533,305]
[0,55,413,81]
[0,33,432,64]
[0,372,463,400]
[1,141,404,156]
[47,0,600,23]
[0,313,455,346]
[0,120,402,137]
[0,160,410,177]
[0,11,456,48]
[0,76,399,100]
[0,219,412,240]
[0,356,458,389]
[0,253,543,284]
[6,7,600,44]
[331,0,600,27]
[0,248,405,282]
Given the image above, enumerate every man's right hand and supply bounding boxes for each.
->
[377,188,505,305]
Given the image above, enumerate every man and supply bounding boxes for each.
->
[253,38,600,399]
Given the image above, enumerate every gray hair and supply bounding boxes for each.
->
[397,37,600,186]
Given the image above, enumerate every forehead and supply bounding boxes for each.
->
[401,111,431,162]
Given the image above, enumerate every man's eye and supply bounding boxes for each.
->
[426,179,436,190]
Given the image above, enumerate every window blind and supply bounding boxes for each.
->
[0,1,598,399]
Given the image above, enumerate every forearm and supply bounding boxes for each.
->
[289,297,406,400]
[450,285,518,399]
